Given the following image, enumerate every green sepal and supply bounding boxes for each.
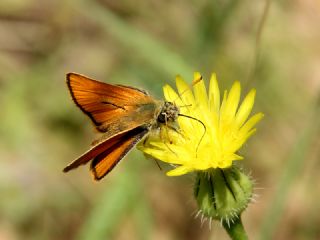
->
[194,166,253,222]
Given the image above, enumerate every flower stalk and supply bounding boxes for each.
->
[223,216,249,240]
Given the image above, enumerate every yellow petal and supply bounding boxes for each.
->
[208,73,220,114]
[219,90,228,124]
[163,84,179,102]
[141,147,179,164]
[239,112,264,135]
[231,153,244,161]
[166,166,192,176]
[245,128,257,141]
[193,72,208,108]
[233,130,254,151]
[175,75,202,130]
[225,81,241,119]
[163,84,184,107]
[175,76,198,132]
[175,75,195,108]
[177,114,198,135]
[235,89,256,127]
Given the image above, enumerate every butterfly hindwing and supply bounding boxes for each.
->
[90,127,148,180]
[63,130,131,173]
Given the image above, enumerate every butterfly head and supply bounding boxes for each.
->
[157,101,179,124]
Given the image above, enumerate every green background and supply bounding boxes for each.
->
[0,0,319,239]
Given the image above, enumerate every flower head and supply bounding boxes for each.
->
[138,72,263,176]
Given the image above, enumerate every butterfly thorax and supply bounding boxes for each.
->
[157,101,179,123]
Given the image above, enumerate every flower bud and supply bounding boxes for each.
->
[194,166,253,223]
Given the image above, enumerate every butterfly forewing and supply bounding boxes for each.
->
[67,73,159,132]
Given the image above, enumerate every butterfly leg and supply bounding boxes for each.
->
[141,134,162,171]
[159,124,178,157]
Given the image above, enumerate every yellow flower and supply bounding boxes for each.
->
[138,72,264,176]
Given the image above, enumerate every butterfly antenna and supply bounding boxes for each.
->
[171,74,203,104]
[178,114,206,157]
[179,104,192,108]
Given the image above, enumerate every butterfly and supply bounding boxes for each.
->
[63,73,180,180]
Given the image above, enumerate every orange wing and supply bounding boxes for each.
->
[63,131,126,173]
[67,73,158,133]
[90,127,148,180]
[63,127,148,179]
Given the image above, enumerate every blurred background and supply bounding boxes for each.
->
[0,0,319,239]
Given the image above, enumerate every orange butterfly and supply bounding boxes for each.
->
[63,73,180,180]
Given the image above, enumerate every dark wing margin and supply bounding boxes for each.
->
[90,127,148,180]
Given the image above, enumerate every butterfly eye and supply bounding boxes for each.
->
[157,112,166,123]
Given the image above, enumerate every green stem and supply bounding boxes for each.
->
[222,216,249,240]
